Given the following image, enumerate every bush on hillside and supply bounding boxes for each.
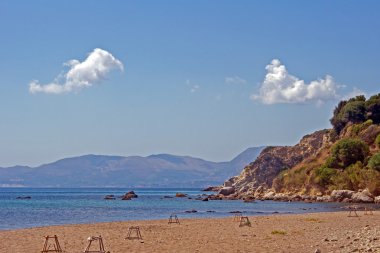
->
[368,153,380,171]
[273,167,307,192]
[326,138,369,169]
[376,133,380,149]
[366,94,380,124]
[329,162,366,191]
[352,119,373,135]
[312,166,336,187]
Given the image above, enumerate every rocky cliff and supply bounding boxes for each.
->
[223,129,333,196]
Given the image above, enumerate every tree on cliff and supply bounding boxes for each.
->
[330,95,366,134]
[366,94,380,124]
[326,138,369,169]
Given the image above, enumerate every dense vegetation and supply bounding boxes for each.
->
[331,94,380,134]
[274,93,380,195]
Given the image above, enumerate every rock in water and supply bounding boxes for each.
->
[175,193,187,197]
[122,191,138,200]
[16,196,31,199]
[218,187,235,196]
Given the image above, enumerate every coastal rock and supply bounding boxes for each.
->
[175,193,187,197]
[121,191,138,200]
[104,195,116,200]
[202,186,221,192]
[290,194,302,202]
[122,195,132,200]
[351,189,374,203]
[273,193,289,201]
[243,196,255,203]
[208,194,223,200]
[254,186,264,198]
[223,178,235,187]
[122,191,138,200]
[262,191,275,200]
[185,209,197,213]
[218,187,235,196]
[16,196,31,199]
[330,190,355,202]
[202,197,209,201]
[224,130,331,197]
[316,196,332,202]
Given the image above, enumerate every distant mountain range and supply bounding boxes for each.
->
[0,147,265,188]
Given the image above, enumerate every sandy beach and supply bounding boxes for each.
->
[1,211,380,253]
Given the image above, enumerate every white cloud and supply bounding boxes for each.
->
[251,59,340,104]
[190,84,200,93]
[186,79,200,93]
[225,76,247,85]
[29,48,123,94]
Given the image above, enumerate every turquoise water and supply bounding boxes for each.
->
[0,188,347,230]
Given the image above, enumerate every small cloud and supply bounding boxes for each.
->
[190,84,200,93]
[251,59,340,105]
[29,48,123,94]
[343,87,367,100]
[186,79,200,93]
[225,76,247,85]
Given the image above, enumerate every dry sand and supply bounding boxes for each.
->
[1,211,380,253]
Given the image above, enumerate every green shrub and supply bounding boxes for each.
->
[352,119,373,135]
[313,166,337,187]
[277,167,308,191]
[376,134,380,149]
[328,138,369,169]
[329,162,365,191]
[330,96,366,134]
[365,168,380,195]
[368,153,380,171]
[366,93,380,124]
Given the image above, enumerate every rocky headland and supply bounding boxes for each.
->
[206,94,380,204]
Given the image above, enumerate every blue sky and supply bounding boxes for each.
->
[0,1,379,166]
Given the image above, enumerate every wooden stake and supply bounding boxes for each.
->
[126,226,143,240]
[168,214,180,224]
[83,235,109,253]
[41,235,63,253]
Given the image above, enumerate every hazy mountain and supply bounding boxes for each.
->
[0,147,265,188]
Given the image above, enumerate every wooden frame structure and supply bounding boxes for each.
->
[233,213,242,222]
[168,214,180,224]
[348,206,359,217]
[41,235,63,253]
[126,226,143,240]
[364,207,374,215]
[83,235,109,253]
[239,216,251,227]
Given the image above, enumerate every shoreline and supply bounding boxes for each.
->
[1,211,380,253]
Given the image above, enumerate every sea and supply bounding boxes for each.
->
[0,188,350,230]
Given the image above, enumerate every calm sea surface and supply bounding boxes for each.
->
[0,188,349,230]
